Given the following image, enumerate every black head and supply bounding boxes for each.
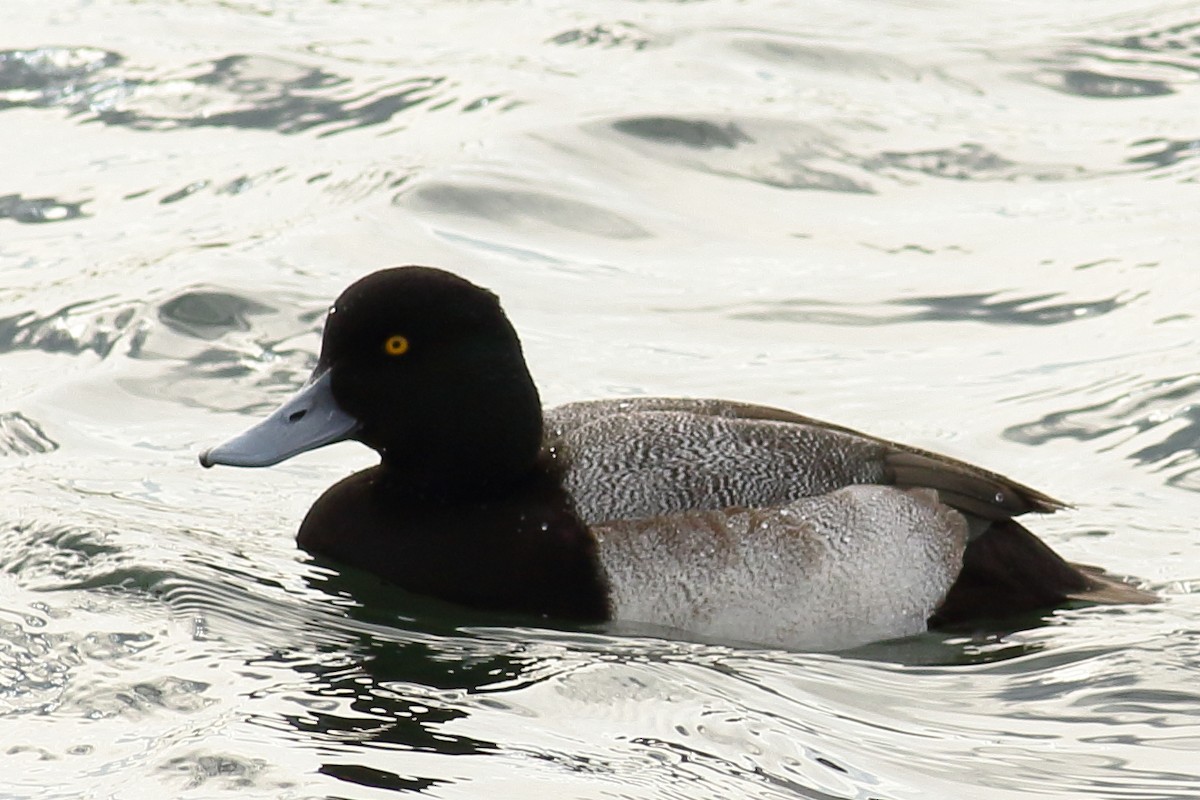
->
[316,266,543,493]
[200,266,545,494]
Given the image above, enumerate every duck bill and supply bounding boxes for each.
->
[199,369,360,468]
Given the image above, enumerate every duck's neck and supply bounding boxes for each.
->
[376,354,545,501]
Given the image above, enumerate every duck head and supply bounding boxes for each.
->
[200,266,544,495]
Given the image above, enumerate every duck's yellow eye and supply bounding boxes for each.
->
[383,335,410,356]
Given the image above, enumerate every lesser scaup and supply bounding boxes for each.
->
[200,266,1153,650]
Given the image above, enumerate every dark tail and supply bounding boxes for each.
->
[929,519,1155,629]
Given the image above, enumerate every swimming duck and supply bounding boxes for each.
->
[200,266,1152,650]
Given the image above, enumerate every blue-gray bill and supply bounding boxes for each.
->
[199,370,360,468]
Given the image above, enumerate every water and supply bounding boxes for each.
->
[2,1,1198,797]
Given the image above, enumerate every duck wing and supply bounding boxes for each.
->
[544,397,1063,526]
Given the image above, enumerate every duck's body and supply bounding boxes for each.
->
[200,266,1151,650]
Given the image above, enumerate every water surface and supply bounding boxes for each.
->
[2,1,1198,798]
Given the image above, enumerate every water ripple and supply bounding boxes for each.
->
[612,117,754,150]
[1,3,1196,798]
[0,193,88,224]
[0,412,58,457]
[0,46,123,111]
[726,32,931,82]
[157,753,271,793]
[157,290,275,341]
[601,116,1101,192]
[95,55,446,136]
[1034,18,1200,99]
[0,297,141,358]
[398,180,653,240]
[1005,374,1200,491]
[548,22,654,51]
[862,143,1084,183]
[603,115,874,193]
[0,523,124,587]
[0,47,500,137]
[1126,136,1200,178]
[676,290,1139,327]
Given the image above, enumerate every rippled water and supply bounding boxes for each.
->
[3,1,1199,798]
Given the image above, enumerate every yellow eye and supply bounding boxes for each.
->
[383,335,410,356]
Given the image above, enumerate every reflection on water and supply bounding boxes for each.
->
[404,182,654,239]
[704,290,1140,327]
[1036,18,1200,99]
[612,117,755,150]
[0,47,121,109]
[0,47,473,137]
[603,115,877,194]
[157,291,275,340]
[863,143,1083,183]
[102,55,450,137]
[0,299,141,358]
[0,193,88,224]
[1007,374,1200,492]
[0,412,58,457]
[1127,136,1200,171]
[2,0,1198,798]
[548,22,653,52]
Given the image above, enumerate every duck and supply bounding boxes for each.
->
[199,266,1153,651]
